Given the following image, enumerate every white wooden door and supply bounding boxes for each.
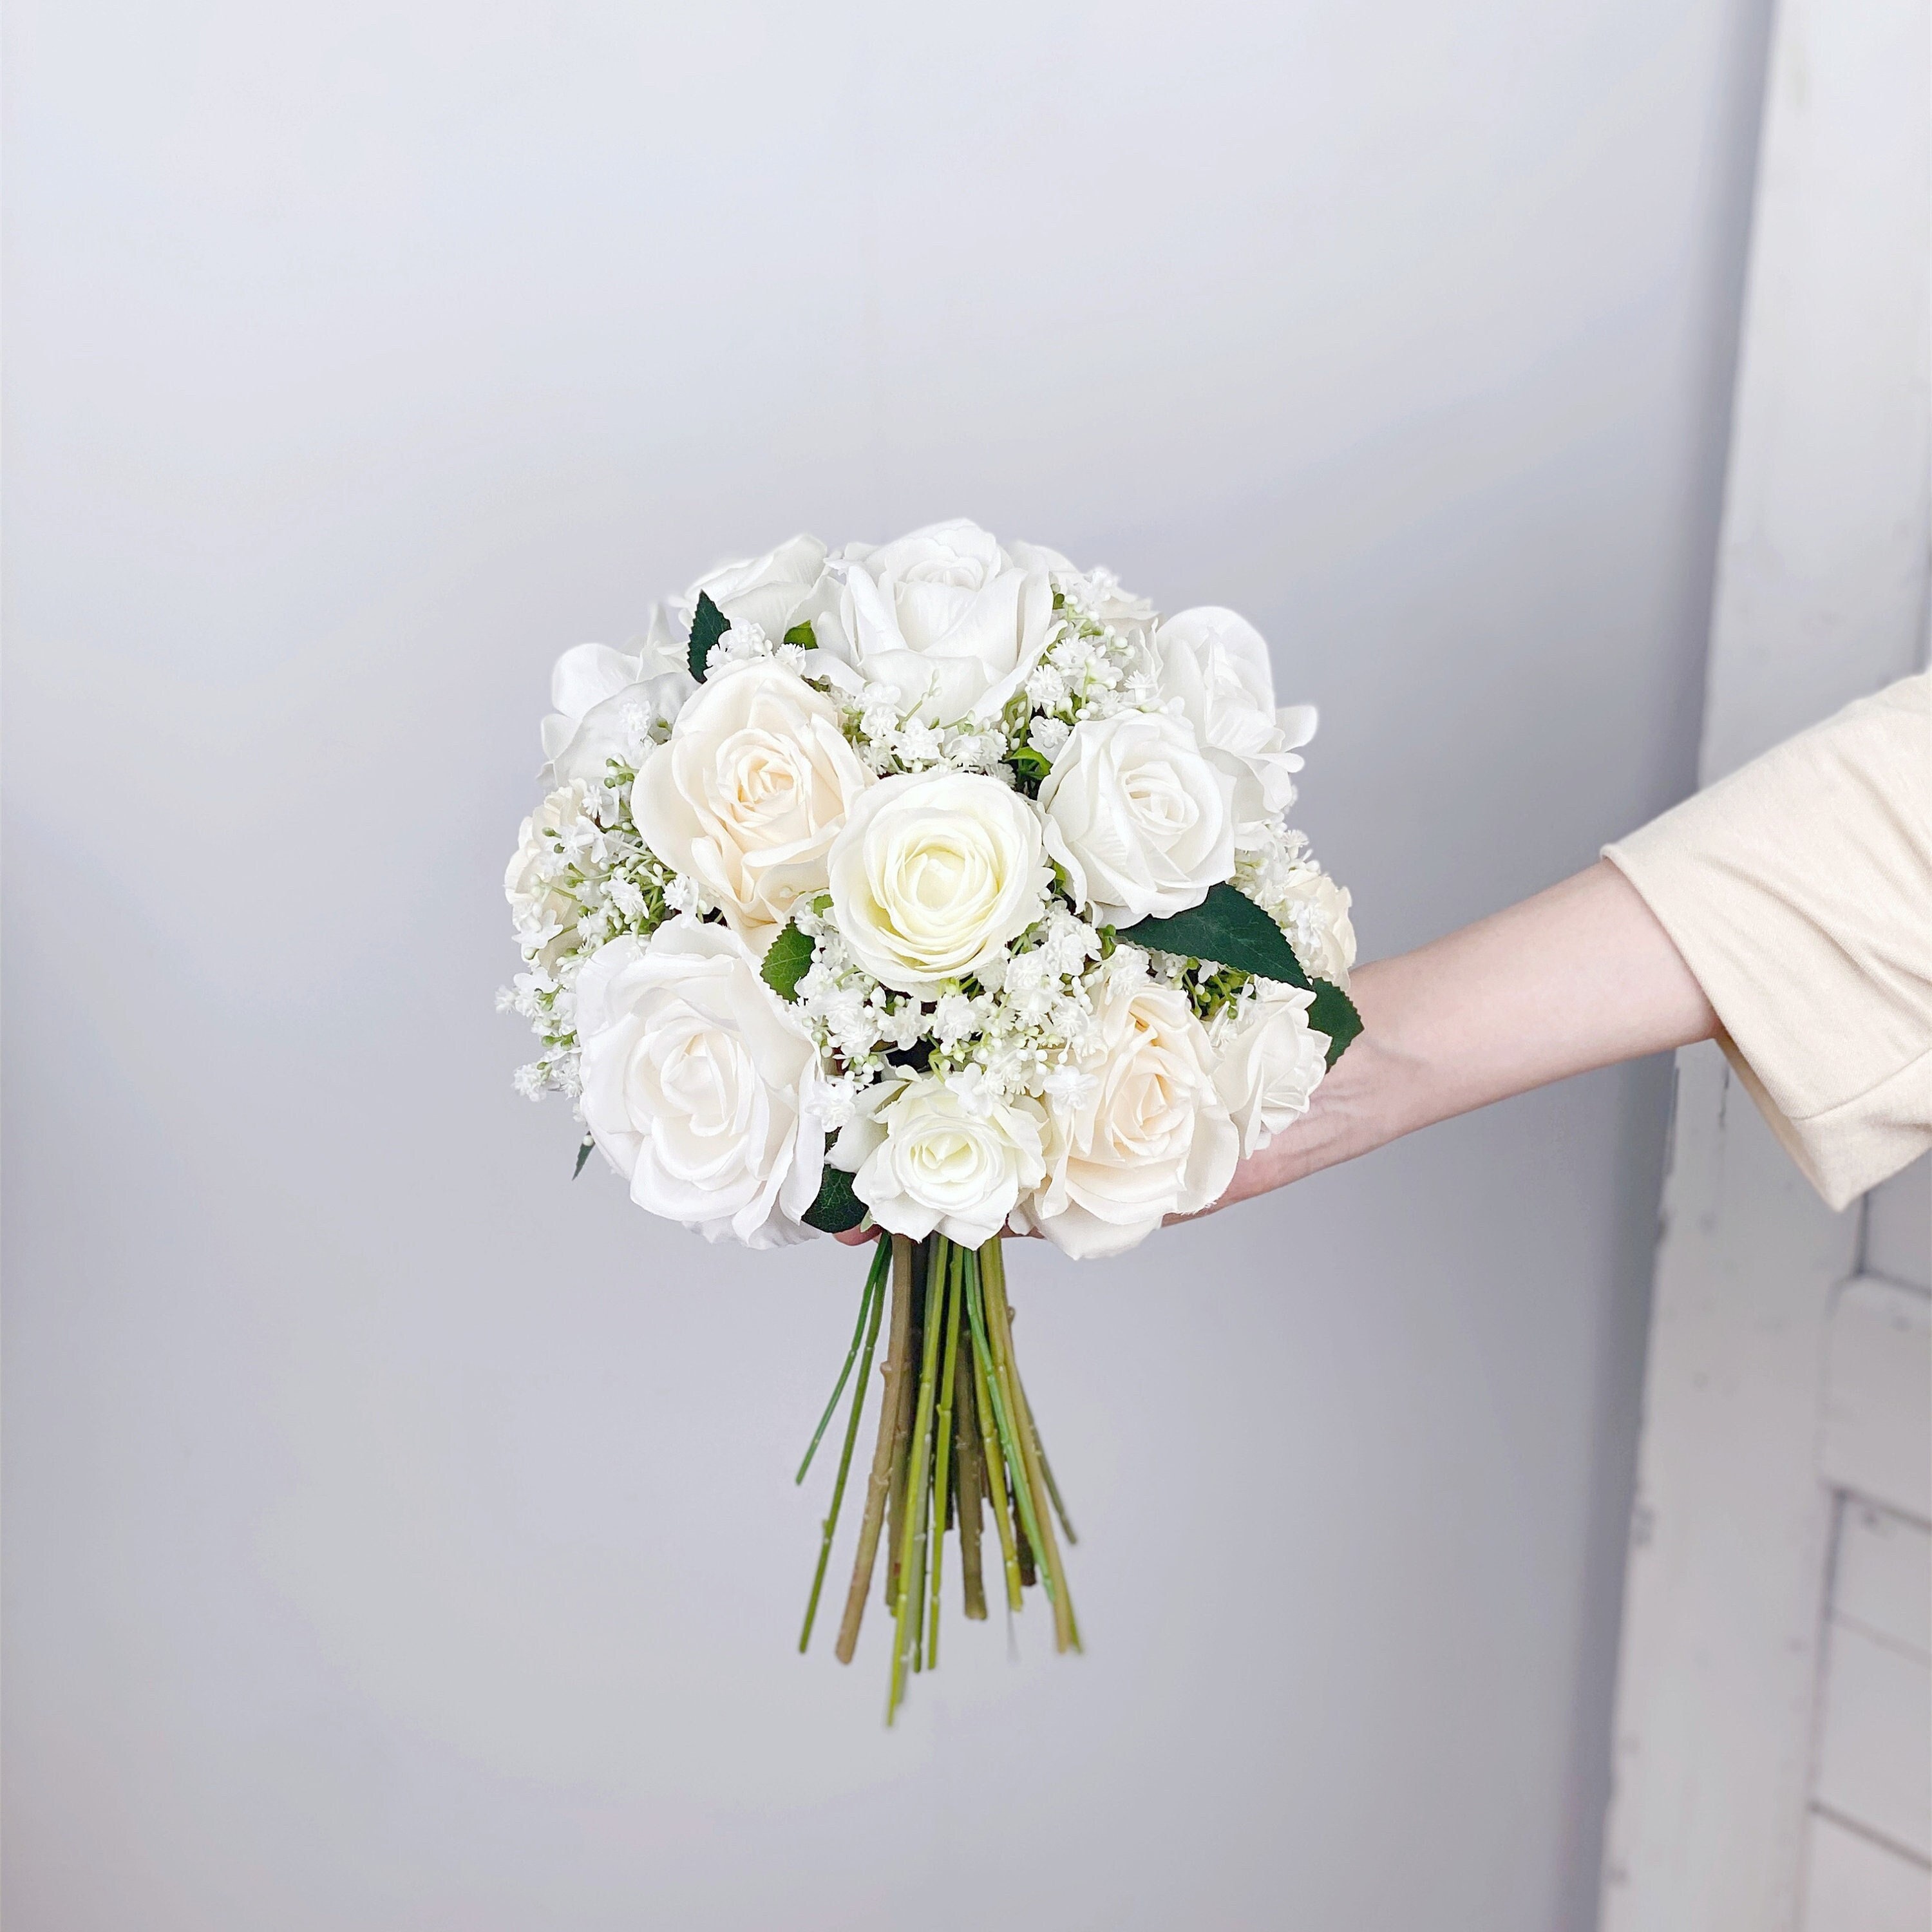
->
[1597,0,1932,1924]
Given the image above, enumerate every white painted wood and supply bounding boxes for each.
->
[1696,0,1932,785]
[1600,0,1931,1918]
[1821,1278,1932,1522]
[1801,1812,1932,1932]
[1812,1616,1932,1861]
[1833,1503,1932,1656]
[1600,1046,1861,1926]
[1866,1154,1932,1294]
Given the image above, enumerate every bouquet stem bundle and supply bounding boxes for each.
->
[797,1233,1079,1720]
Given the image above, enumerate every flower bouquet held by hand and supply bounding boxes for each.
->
[502,520,1361,1719]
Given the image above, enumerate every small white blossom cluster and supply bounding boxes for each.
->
[784,894,1106,1137]
[502,520,1358,1258]
[501,764,679,1099]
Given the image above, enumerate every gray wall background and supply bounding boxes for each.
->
[4,3,1772,1926]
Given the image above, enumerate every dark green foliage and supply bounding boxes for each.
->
[1308,978,1364,1066]
[1118,882,1309,985]
[1120,881,1364,1066]
[804,1164,867,1234]
[761,921,815,1001]
[688,591,732,679]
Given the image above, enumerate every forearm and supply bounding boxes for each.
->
[1204,859,1719,1213]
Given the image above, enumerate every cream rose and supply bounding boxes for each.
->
[835,1075,1048,1248]
[1151,608,1317,843]
[575,920,825,1248]
[815,518,1055,724]
[1038,710,1235,926]
[1014,956,1238,1259]
[826,768,1048,993]
[1211,984,1329,1159]
[631,659,873,953]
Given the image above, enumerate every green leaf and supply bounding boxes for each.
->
[687,591,731,679]
[782,621,816,649]
[761,920,815,1001]
[1309,978,1363,1067]
[573,1135,596,1179]
[1007,746,1052,781]
[1117,882,1310,988]
[803,1164,867,1235]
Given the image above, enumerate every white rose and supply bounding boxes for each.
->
[505,780,603,967]
[1151,608,1318,842]
[575,920,825,1249]
[1038,709,1235,926]
[815,518,1055,724]
[1211,984,1329,1159]
[826,768,1048,993]
[541,632,695,786]
[631,659,873,953]
[1015,956,1238,1259]
[835,1075,1048,1248]
[683,533,831,641]
[1275,866,1358,985]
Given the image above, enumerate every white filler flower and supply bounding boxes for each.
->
[1285,867,1358,984]
[1211,983,1329,1158]
[827,768,1048,993]
[631,659,873,954]
[504,780,602,968]
[1039,709,1234,926]
[576,919,826,1248]
[1015,957,1238,1260]
[837,1075,1048,1249]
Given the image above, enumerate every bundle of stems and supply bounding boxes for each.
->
[795,1231,1079,1721]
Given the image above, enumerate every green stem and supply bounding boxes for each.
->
[883,1238,925,1611]
[835,1235,914,1665]
[799,1241,888,1653]
[1031,1423,1077,1546]
[796,1238,889,1484]
[887,1235,947,1723]
[926,1237,965,1667]
[969,1277,1023,1613]
[953,1318,988,1620]
[982,1239,1079,1654]
[964,1248,1050,1614]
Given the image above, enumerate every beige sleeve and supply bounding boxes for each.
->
[1604,672,1931,1211]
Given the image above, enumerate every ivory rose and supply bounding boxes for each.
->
[816,518,1055,724]
[575,919,826,1248]
[1211,984,1329,1158]
[631,659,873,953]
[1151,608,1316,844]
[826,768,1048,993]
[1038,710,1234,925]
[836,1075,1048,1248]
[1014,956,1238,1260]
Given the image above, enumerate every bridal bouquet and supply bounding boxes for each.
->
[502,520,1360,1718]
